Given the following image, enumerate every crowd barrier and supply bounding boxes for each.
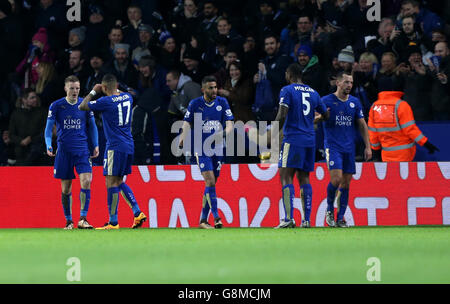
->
[0,162,449,228]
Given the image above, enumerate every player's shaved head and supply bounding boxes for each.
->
[101,74,118,90]
[336,71,352,81]
[285,63,303,84]
[65,75,80,84]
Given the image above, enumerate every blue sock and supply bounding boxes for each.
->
[205,187,219,219]
[107,187,120,225]
[327,183,338,213]
[300,184,312,222]
[61,193,72,221]
[200,190,210,221]
[336,188,349,221]
[119,183,141,217]
[79,189,90,217]
[282,184,295,221]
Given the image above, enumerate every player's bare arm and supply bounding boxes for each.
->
[79,84,102,111]
[178,120,192,149]
[357,118,372,161]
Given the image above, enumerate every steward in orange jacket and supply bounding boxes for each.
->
[368,91,439,161]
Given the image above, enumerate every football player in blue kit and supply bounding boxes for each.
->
[79,74,147,229]
[320,72,372,227]
[179,76,234,229]
[44,75,99,230]
[275,63,328,228]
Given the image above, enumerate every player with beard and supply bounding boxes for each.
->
[178,76,234,229]
[319,72,372,227]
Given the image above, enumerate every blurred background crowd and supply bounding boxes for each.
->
[0,0,449,166]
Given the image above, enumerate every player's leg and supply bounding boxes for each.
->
[275,142,296,228]
[335,153,355,228]
[77,172,94,229]
[196,154,217,228]
[61,179,74,229]
[55,150,76,229]
[296,146,315,228]
[297,170,312,228]
[325,149,344,227]
[201,170,221,227]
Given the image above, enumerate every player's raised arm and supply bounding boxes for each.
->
[79,84,102,111]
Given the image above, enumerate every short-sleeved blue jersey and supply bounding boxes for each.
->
[47,97,94,153]
[184,95,234,154]
[279,83,326,147]
[88,92,134,153]
[322,94,364,152]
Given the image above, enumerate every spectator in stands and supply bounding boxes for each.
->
[15,27,55,89]
[158,31,181,71]
[214,48,239,89]
[122,4,144,50]
[83,4,110,59]
[167,69,202,121]
[199,0,220,45]
[427,41,450,120]
[1,129,15,165]
[251,0,289,43]
[376,52,402,92]
[170,0,201,45]
[84,51,106,94]
[35,61,61,109]
[396,44,433,121]
[400,0,444,39]
[33,0,68,50]
[392,15,428,63]
[131,23,159,62]
[137,55,171,105]
[296,44,329,96]
[216,17,244,51]
[8,89,47,165]
[253,34,292,121]
[280,14,314,60]
[182,46,212,84]
[64,48,89,95]
[241,32,260,75]
[367,17,395,61]
[104,43,139,90]
[352,52,379,115]
[337,45,355,73]
[107,26,124,62]
[218,61,255,123]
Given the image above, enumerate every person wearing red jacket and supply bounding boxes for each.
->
[368,91,438,161]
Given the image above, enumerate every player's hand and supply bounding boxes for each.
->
[92,84,103,94]
[91,146,99,158]
[314,111,322,123]
[364,146,372,161]
[47,146,55,157]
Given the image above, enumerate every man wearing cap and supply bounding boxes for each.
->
[131,23,158,63]
[104,43,139,91]
[84,51,106,94]
[395,44,433,121]
[296,44,329,96]
[182,46,212,84]
[337,45,355,73]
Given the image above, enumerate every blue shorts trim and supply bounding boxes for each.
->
[278,142,315,172]
[326,148,356,174]
[103,150,133,176]
[54,150,92,180]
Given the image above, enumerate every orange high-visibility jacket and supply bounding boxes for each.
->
[368,91,428,162]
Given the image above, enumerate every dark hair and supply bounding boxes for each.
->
[263,32,279,43]
[202,75,217,86]
[286,63,303,80]
[109,25,123,34]
[65,75,80,84]
[401,0,419,7]
[336,71,352,81]
[167,69,181,79]
[102,74,118,87]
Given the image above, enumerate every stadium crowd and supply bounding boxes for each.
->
[0,0,449,166]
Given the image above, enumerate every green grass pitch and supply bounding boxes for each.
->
[0,226,449,284]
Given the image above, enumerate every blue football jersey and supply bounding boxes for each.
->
[88,92,134,153]
[47,97,94,153]
[184,96,234,154]
[279,83,326,147]
[322,94,364,152]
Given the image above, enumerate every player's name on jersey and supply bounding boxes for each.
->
[111,94,130,103]
[293,86,315,93]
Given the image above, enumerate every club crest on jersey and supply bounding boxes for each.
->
[349,102,355,108]
[216,105,222,111]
